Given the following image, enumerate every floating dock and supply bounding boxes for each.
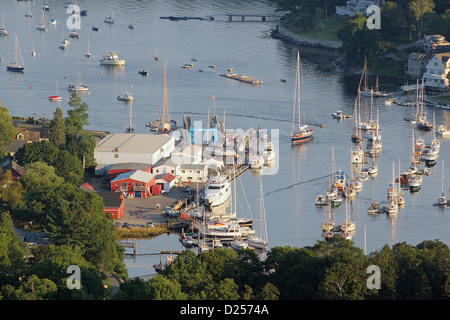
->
[219,73,263,85]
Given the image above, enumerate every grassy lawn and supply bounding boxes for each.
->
[283,16,345,42]
[429,95,450,103]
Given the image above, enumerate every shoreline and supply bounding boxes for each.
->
[270,22,410,82]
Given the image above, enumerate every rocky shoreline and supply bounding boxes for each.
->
[270,23,408,81]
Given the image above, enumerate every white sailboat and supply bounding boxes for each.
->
[104,5,114,24]
[85,37,91,58]
[0,13,8,36]
[341,197,355,239]
[436,160,448,206]
[291,51,313,145]
[37,10,47,31]
[321,198,335,231]
[247,177,269,250]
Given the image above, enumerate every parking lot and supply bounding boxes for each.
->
[114,186,196,227]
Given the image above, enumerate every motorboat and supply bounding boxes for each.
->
[138,69,149,76]
[204,225,244,241]
[262,141,275,164]
[68,84,89,92]
[99,52,125,65]
[351,146,364,164]
[43,4,50,12]
[117,85,134,101]
[202,175,231,207]
[92,26,99,31]
[367,202,381,214]
[69,30,79,38]
[49,19,57,26]
[315,194,326,205]
[178,235,196,248]
[250,154,265,169]
[333,170,346,190]
[409,175,422,192]
[332,110,345,120]
[230,239,248,251]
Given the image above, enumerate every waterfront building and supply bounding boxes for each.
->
[94,133,175,175]
[423,53,450,89]
[110,170,156,198]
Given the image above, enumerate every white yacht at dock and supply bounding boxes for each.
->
[202,174,231,207]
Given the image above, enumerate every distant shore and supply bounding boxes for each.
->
[270,22,409,82]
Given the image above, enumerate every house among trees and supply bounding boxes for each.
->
[416,35,450,56]
[423,53,450,89]
[335,0,383,17]
[405,52,428,78]
[0,155,25,180]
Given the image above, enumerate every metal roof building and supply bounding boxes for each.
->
[94,133,175,175]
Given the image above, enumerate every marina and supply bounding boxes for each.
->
[0,0,449,282]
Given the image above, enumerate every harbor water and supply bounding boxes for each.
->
[1,0,449,279]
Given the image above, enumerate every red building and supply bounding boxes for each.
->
[97,192,125,220]
[111,170,156,198]
[108,163,152,179]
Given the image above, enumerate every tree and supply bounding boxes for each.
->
[0,170,23,209]
[0,106,17,156]
[145,275,188,300]
[11,275,58,300]
[52,150,84,185]
[15,141,59,167]
[0,212,26,288]
[65,131,97,168]
[21,161,64,192]
[409,0,436,38]
[49,106,66,147]
[66,92,89,133]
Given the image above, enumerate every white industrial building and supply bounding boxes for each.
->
[94,133,175,175]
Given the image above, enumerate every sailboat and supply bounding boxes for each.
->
[435,160,448,206]
[153,48,159,61]
[49,82,62,101]
[36,10,47,31]
[341,197,355,239]
[32,40,36,56]
[291,51,314,145]
[25,2,32,18]
[386,161,399,214]
[117,85,134,101]
[247,177,269,250]
[415,79,433,131]
[6,34,25,72]
[360,58,387,97]
[104,5,114,24]
[0,13,8,36]
[155,61,172,134]
[321,198,335,231]
[85,38,91,58]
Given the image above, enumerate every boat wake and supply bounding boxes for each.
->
[265,174,331,197]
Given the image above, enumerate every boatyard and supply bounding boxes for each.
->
[1,1,450,301]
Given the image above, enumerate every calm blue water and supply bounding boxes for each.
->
[1,0,449,278]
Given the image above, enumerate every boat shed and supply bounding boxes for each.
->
[155,173,176,192]
[97,192,125,220]
[110,170,156,198]
[94,133,175,175]
[108,162,153,179]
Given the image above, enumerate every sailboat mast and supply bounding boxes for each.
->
[297,51,301,130]
[162,61,168,125]
[364,57,368,91]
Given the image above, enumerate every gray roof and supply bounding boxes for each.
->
[108,162,151,171]
[180,163,207,170]
[95,133,173,154]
